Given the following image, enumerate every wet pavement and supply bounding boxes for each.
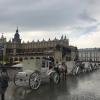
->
[4,69,100,100]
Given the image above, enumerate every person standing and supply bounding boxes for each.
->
[62,62,67,80]
[54,61,60,75]
[0,69,9,100]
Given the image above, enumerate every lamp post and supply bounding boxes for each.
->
[0,33,5,66]
[0,46,4,66]
[0,33,9,100]
[2,41,4,67]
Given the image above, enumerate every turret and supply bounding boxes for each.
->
[61,35,63,40]
[64,36,66,40]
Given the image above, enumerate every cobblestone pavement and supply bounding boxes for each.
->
[2,69,100,100]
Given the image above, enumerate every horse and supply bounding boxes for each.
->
[54,62,67,80]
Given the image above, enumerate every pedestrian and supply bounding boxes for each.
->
[0,69,9,100]
[62,62,67,80]
[54,61,60,75]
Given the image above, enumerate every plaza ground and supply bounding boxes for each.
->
[3,69,100,100]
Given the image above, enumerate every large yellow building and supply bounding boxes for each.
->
[0,28,78,64]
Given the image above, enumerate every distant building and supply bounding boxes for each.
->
[78,48,100,62]
[0,28,78,64]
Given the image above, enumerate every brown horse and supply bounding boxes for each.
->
[56,62,67,80]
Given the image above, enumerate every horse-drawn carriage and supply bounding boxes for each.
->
[71,61,99,75]
[14,57,60,90]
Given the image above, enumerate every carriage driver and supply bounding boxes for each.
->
[54,61,60,75]
[62,62,67,79]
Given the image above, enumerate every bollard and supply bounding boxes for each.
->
[0,69,9,100]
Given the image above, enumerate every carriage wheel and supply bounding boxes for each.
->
[52,72,60,84]
[29,72,41,90]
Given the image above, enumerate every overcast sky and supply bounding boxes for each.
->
[0,0,100,48]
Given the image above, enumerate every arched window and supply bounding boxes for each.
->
[14,58,18,61]
[19,57,23,61]
[36,57,40,59]
[24,57,28,60]
[30,57,34,59]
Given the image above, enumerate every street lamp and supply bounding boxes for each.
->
[0,33,9,100]
[1,33,4,66]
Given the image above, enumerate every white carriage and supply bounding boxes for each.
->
[14,57,60,90]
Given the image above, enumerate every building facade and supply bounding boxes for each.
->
[78,48,100,62]
[0,28,78,64]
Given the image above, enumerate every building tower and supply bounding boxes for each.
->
[12,27,21,43]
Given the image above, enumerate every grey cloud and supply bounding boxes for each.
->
[0,0,86,32]
[0,0,99,35]
[79,11,97,23]
[78,25,97,36]
[68,24,97,39]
